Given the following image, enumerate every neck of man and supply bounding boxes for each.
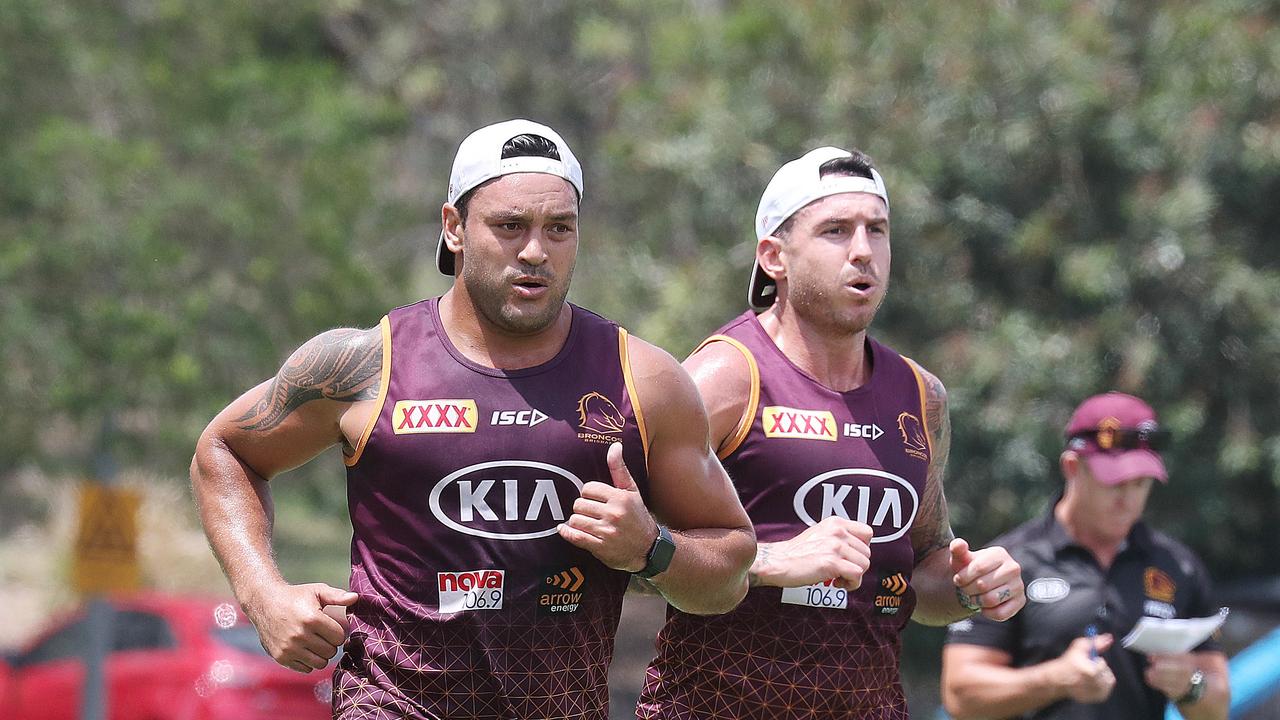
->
[438,286,573,370]
[1053,496,1127,570]
[758,301,871,392]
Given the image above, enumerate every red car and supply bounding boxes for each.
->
[1,593,334,720]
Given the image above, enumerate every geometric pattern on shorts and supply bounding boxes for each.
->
[638,590,909,720]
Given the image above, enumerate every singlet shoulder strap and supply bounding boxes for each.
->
[344,315,393,467]
[691,334,760,460]
[617,327,651,464]
[901,354,934,459]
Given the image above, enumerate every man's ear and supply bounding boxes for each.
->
[757,235,786,283]
[442,204,465,254]
[1060,450,1084,482]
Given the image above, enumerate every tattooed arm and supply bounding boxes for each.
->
[190,326,381,672]
[908,362,1024,626]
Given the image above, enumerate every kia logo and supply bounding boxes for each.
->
[792,468,919,543]
[429,460,584,540]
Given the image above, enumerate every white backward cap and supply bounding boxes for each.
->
[437,118,584,275]
[749,146,889,310]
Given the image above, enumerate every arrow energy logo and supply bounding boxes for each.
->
[539,566,586,614]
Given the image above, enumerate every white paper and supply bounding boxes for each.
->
[1120,607,1229,655]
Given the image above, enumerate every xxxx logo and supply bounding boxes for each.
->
[762,406,837,442]
[881,573,908,595]
[393,399,478,434]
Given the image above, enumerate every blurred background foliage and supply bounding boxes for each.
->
[2,0,1278,714]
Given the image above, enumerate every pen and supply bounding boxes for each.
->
[1085,624,1098,660]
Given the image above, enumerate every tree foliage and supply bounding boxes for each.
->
[5,1,1278,714]
[3,0,1277,581]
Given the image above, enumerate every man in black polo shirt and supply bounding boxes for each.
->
[940,392,1229,720]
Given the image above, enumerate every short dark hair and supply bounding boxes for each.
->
[455,133,563,223]
[774,149,877,239]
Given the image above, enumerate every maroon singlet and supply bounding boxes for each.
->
[638,310,931,720]
[333,297,650,720]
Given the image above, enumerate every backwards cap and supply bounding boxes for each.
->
[436,119,584,275]
[748,146,889,310]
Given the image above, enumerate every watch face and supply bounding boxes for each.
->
[637,525,676,578]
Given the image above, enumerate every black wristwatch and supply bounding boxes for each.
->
[635,524,676,579]
[1175,669,1206,705]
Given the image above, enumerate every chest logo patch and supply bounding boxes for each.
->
[876,573,909,615]
[437,569,504,614]
[763,406,837,441]
[843,422,885,440]
[429,460,584,540]
[1026,577,1071,603]
[539,566,587,615]
[393,399,477,434]
[897,412,929,461]
[577,392,625,444]
[792,468,919,543]
[491,408,549,428]
[1144,567,1177,603]
[780,578,849,610]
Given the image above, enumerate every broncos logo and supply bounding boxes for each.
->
[897,411,929,461]
[577,392,625,435]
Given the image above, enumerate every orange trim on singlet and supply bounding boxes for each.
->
[903,356,934,459]
[618,328,651,465]
[691,334,760,460]
[344,316,392,468]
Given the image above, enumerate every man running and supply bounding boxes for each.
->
[191,119,755,720]
[638,146,1025,719]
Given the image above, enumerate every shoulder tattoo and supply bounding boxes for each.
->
[913,365,955,562]
[236,327,382,432]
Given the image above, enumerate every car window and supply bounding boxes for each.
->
[212,624,268,656]
[14,619,89,668]
[111,610,176,653]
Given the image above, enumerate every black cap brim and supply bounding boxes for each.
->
[436,230,456,276]
[748,262,775,311]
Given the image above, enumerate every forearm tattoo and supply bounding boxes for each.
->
[236,327,382,432]
[912,365,955,564]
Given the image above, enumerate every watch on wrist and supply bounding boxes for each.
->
[635,524,676,579]
[1175,669,1206,705]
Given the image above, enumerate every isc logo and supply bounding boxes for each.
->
[843,422,884,440]
[393,400,477,434]
[491,409,549,427]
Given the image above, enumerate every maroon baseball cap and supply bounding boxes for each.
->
[1064,392,1169,485]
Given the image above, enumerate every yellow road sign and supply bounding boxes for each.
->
[72,483,141,594]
